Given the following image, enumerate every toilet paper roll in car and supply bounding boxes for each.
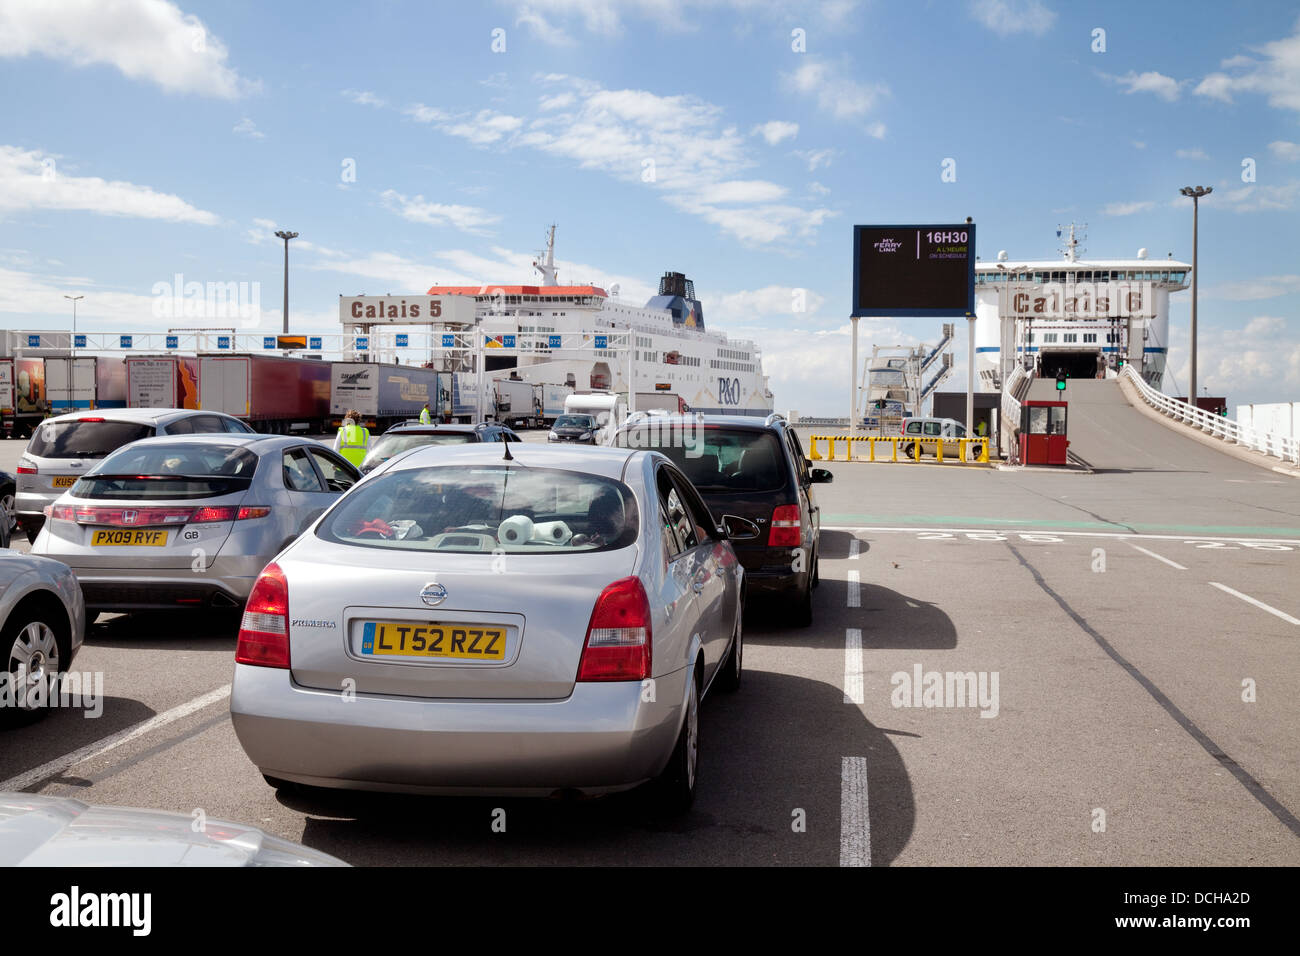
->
[497,515,534,544]
[531,521,572,544]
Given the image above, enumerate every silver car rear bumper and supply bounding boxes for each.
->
[52,555,266,610]
[230,662,689,796]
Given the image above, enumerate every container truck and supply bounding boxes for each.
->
[563,392,626,445]
[45,357,127,413]
[329,362,446,431]
[539,383,574,425]
[126,356,200,410]
[635,391,688,414]
[11,357,48,438]
[0,359,13,437]
[492,377,542,429]
[198,355,331,433]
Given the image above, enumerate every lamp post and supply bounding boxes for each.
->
[273,231,297,335]
[1178,186,1211,402]
[63,294,83,358]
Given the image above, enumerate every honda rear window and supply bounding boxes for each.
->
[317,465,639,553]
[617,427,788,494]
[27,420,154,459]
[71,443,258,500]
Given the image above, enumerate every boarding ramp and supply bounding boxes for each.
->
[1023,376,1294,473]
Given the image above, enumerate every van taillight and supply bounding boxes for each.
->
[767,504,801,547]
[236,563,290,668]
[577,577,651,681]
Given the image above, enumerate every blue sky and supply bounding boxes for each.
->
[2,0,1298,413]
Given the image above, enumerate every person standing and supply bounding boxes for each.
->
[333,408,370,468]
[419,401,433,425]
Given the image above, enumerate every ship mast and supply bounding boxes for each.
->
[532,224,558,286]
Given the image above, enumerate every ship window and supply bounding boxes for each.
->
[1084,334,1097,343]
[1043,333,1058,343]
[1064,333,1077,343]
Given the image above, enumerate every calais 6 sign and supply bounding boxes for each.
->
[853,224,976,317]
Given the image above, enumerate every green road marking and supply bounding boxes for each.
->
[823,513,1300,538]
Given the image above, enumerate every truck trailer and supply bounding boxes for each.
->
[199,354,331,432]
[330,362,446,430]
[45,357,127,413]
[126,356,200,410]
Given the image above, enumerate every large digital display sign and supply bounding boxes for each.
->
[852,224,976,317]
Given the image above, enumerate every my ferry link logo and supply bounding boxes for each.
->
[873,237,903,253]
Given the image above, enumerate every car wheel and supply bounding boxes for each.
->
[4,611,62,714]
[902,442,915,459]
[1,483,15,535]
[716,611,742,693]
[653,673,699,814]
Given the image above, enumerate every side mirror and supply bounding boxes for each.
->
[721,515,761,541]
[810,468,833,484]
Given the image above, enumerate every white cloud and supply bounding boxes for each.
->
[710,285,828,324]
[0,0,256,98]
[503,1,863,39]
[794,148,836,171]
[0,145,219,224]
[968,0,1056,36]
[1245,315,1285,336]
[407,105,523,145]
[808,181,830,195]
[1132,140,1147,150]
[1213,181,1300,212]
[1103,200,1156,216]
[1204,274,1300,300]
[1268,140,1300,161]
[343,89,387,108]
[232,117,264,139]
[701,180,787,203]
[515,5,576,45]
[1194,22,1300,113]
[379,189,502,233]
[783,57,888,123]
[753,121,798,145]
[1105,70,1183,102]
[539,92,575,110]
[1175,147,1208,160]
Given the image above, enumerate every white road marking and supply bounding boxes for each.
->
[844,628,863,704]
[848,538,860,559]
[0,684,233,793]
[840,756,871,867]
[824,525,1300,546]
[1208,583,1300,626]
[847,569,861,607]
[1129,544,1188,570]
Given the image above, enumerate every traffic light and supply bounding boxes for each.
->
[1056,371,1067,391]
[875,399,887,410]
[1116,357,1125,369]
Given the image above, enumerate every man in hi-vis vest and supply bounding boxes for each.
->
[333,409,370,468]
[419,402,432,424]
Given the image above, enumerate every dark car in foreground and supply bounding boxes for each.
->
[359,421,520,474]
[613,412,830,626]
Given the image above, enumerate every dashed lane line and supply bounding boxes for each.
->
[844,628,863,705]
[847,569,861,608]
[840,756,871,867]
[1129,544,1188,570]
[824,524,1300,545]
[0,684,232,793]
[1209,583,1300,627]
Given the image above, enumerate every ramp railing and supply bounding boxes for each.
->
[1122,365,1300,465]
[1000,363,1034,464]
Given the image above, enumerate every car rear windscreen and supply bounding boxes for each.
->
[618,427,788,493]
[361,433,474,470]
[27,420,154,459]
[72,443,258,500]
[318,465,639,553]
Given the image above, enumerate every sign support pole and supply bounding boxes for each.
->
[849,316,859,438]
[966,312,976,438]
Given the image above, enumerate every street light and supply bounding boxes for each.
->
[63,294,83,358]
[1178,186,1211,404]
[273,231,297,335]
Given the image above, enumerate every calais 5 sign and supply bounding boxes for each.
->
[338,295,477,326]
[852,224,976,317]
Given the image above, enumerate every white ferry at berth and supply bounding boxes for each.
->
[972,225,1189,392]
[425,227,774,416]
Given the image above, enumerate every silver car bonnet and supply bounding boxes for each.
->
[0,793,347,866]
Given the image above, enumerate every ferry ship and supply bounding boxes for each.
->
[973,225,1189,392]
[425,227,774,416]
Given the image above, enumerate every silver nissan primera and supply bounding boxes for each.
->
[230,443,748,812]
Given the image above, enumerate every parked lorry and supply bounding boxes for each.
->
[45,357,127,413]
[539,383,574,425]
[635,391,688,415]
[126,356,200,410]
[564,392,627,445]
[10,357,48,438]
[199,354,331,432]
[492,377,543,429]
[330,362,446,431]
[0,359,13,437]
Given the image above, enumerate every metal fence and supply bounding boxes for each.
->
[808,434,990,465]
[1122,364,1300,465]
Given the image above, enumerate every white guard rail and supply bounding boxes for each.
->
[1122,364,1300,465]
[1000,363,1033,463]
